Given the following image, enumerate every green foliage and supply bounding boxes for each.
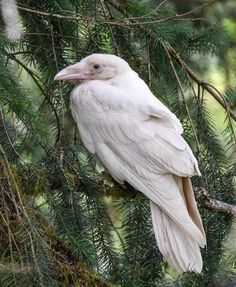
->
[0,0,236,286]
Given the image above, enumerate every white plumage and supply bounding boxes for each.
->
[54,54,206,273]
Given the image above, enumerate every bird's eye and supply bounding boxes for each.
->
[93,64,100,69]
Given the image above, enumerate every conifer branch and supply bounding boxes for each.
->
[0,146,117,287]
[12,2,210,26]
[163,43,236,122]
[99,172,236,217]
[17,167,236,217]
[57,171,236,217]
[105,0,236,122]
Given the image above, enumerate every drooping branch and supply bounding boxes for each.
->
[4,0,236,217]
[104,0,236,122]
[0,146,118,287]
[163,43,236,122]
[26,168,236,217]
[100,173,236,217]
[10,0,236,122]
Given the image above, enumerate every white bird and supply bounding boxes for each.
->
[54,54,206,273]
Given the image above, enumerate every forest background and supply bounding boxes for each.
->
[1,0,236,286]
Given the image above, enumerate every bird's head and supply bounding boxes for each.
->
[54,53,131,81]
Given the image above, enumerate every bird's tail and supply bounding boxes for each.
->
[150,177,205,273]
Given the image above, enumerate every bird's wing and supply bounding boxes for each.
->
[71,81,199,177]
[71,81,204,244]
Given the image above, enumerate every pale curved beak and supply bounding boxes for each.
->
[54,66,93,81]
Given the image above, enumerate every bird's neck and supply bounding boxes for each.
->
[107,70,138,88]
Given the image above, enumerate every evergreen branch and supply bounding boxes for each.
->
[100,0,122,56]
[101,173,236,217]
[6,52,44,92]
[162,43,201,153]
[12,2,208,27]
[49,21,65,158]
[15,4,76,20]
[163,43,236,122]
[0,146,118,287]
[22,167,236,217]
[0,109,20,160]
[104,0,236,121]
[5,52,62,145]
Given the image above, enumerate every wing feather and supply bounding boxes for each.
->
[71,81,199,176]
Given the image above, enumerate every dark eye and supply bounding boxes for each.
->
[93,64,100,69]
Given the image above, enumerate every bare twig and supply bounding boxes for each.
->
[195,187,236,217]
[147,34,152,87]
[15,4,77,20]
[162,43,201,154]
[163,44,236,122]
[49,20,65,167]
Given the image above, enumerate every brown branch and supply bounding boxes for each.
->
[19,164,236,217]
[203,197,236,216]
[162,43,201,153]
[105,0,236,122]
[195,187,236,217]
[5,52,62,145]
[15,4,76,20]
[163,43,236,122]
[11,2,208,27]
[105,0,213,25]
[94,172,236,217]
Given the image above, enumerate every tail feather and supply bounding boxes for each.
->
[150,200,203,273]
[182,177,205,237]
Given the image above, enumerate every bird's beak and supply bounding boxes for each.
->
[54,64,93,81]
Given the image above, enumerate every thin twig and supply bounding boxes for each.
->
[102,0,122,57]
[147,34,152,87]
[6,53,62,141]
[104,0,236,123]
[162,43,201,154]
[16,4,77,20]
[11,2,209,27]
[50,20,65,168]
[164,44,236,122]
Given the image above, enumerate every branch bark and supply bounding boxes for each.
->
[102,173,236,217]
[195,187,236,217]
[16,164,236,217]
[163,43,236,122]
